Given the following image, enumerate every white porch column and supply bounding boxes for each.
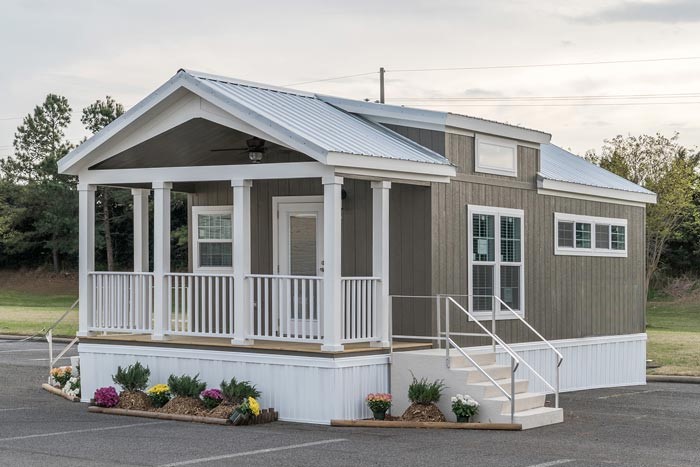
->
[77,183,96,337]
[131,189,150,272]
[371,181,391,347]
[322,176,344,352]
[232,179,253,345]
[152,182,171,340]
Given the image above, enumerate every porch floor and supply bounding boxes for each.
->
[79,334,432,358]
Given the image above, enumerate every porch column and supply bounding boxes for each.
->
[131,189,150,272]
[322,176,344,352]
[371,181,391,347]
[232,179,253,345]
[152,181,171,340]
[77,183,96,337]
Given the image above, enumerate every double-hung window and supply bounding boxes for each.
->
[193,206,234,272]
[468,205,524,319]
[554,213,627,257]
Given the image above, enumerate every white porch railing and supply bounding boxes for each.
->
[89,272,154,333]
[246,274,323,342]
[341,277,380,343]
[165,273,235,337]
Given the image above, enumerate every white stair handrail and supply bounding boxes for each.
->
[492,295,563,408]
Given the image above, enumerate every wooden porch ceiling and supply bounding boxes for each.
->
[79,334,431,358]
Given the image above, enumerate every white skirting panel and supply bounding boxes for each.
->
[78,343,389,424]
[466,333,647,394]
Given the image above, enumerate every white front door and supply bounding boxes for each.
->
[274,197,324,337]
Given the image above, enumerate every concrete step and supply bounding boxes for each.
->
[486,392,546,414]
[451,364,512,383]
[449,351,496,368]
[512,407,564,430]
[469,378,530,398]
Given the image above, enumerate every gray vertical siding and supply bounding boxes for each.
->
[389,125,646,343]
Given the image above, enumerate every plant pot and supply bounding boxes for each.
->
[456,415,470,423]
[230,410,249,426]
[372,410,387,420]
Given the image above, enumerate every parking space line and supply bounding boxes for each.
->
[524,460,575,467]
[0,349,47,353]
[159,438,348,466]
[0,407,34,412]
[0,421,167,442]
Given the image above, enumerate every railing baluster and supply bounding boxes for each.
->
[264,277,269,337]
[256,277,262,338]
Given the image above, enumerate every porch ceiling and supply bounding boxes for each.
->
[92,118,314,170]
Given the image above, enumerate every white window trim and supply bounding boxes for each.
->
[554,213,628,257]
[192,205,234,273]
[474,134,518,178]
[467,204,525,321]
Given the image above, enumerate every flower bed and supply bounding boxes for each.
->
[43,365,81,402]
[88,363,277,426]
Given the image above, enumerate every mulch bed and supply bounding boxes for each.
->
[158,397,209,417]
[400,402,447,422]
[117,391,152,411]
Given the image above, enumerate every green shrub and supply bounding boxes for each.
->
[167,373,206,398]
[407,373,446,404]
[112,362,150,392]
[220,377,261,404]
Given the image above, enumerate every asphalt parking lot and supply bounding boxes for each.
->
[0,337,698,467]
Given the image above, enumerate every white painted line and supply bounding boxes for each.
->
[524,460,575,467]
[597,389,659,400]
[0,349,47,353]
[0,421,167,442]
[0,407,34,412]
[29,357,72,361]
[159,438,348,467]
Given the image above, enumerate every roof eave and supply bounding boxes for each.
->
[538,176,658,205]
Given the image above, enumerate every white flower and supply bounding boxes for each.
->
[451,397,457,403]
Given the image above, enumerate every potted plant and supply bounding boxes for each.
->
[366,393,392,420]
[200,388,224,410]
[93,386,120,408]
[451,394,479,423]
[146,384,172,408]
[230,396,261,425]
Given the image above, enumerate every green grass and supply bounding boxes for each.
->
[0,289,78,337]
[647,300,700,376]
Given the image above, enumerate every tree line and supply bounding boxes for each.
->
[0,94,187,272]
[0,94,698,293]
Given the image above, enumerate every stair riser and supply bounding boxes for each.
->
[465,366,512,383]
[479,380,529,398]
[449,353,496,368]
[499,395,546,414]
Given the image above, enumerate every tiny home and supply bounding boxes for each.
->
[58,70,656,428]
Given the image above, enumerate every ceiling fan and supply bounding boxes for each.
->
[210,136,266,163]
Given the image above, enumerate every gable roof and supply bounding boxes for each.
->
[539,143,657,204]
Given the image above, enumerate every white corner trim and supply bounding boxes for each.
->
[554,212,628,258]
[538,177,657,205]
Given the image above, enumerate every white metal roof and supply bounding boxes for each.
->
[186,70,451,166]
[540,143,655,195]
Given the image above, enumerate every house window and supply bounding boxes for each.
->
[193,206,233,271]
[475,135,518,177]
[468,205,524,319]
[554,213,627,257]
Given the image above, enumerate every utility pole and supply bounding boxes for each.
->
[379,67,385,103]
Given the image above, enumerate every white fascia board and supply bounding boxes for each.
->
[79,162,333,185]
[326,152,456,178]
[58,73,188,175]
[538,177,657,205]
[334,166,450,184]
[446,114,551,144]
[319,95,448,128]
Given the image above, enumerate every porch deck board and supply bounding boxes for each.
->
[79,334,431,357]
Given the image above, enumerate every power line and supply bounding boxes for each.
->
[284,71,377,87]
[404,101,700,108]
[388,55,700,73]
[389,92,700,102]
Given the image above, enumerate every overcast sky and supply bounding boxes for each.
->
[2,0,700,158]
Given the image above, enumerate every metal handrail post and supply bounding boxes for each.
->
[436,295,442,350]
[47,329,53,384]
[445,297,450,368]
[491,296,496,353]
[388,297,393,354]
[511,356,516,424]
[555,354,560,408]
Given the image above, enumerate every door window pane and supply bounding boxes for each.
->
[575,223,591,248]
[500,216,521,262]
[472,265,494,311]
[199,242,232,267]
[473,214,495,261]
[558,221,574,247]
[289,214,317,276]
[500,266,520,310]
[611,225,626,250]
[596,224,610,249]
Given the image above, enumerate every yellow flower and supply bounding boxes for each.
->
[248,396,261,416]
[146,384,170,395]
